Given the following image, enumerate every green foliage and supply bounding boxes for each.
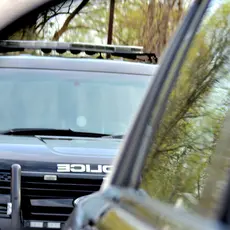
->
[141,0,230,212]
[60,0,146,45]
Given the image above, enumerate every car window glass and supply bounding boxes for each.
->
[0,69,151,135]
[140,0,230,219]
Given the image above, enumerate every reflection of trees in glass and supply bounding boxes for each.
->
[141,0,230,210]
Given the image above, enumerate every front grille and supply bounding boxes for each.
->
[21,176,102,199]
[0,169,103,222]
[0,171,11,218]
[21,175,103,222]
[0,171,11,194]
[0,204,7,215]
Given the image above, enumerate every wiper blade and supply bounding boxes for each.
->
[102,134,124,139]
[0,128,112,138]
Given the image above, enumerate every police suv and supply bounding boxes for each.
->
[0,40,158,229]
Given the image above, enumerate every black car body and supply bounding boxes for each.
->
[0,54,158,229]
[0,135,119,229]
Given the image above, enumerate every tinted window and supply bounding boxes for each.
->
[140,0,230,218]
[0,68,151,135]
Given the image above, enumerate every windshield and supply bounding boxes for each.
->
[0,68,151,136]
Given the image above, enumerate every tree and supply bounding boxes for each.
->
[142,0,190,57]
[6,0,191,58]
[141,0,230,210]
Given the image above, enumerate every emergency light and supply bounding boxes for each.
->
[0,40,143,54]
[0,40,158,63]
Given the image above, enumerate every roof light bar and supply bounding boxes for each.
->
[0,40,144,54]
[0,40,158,64]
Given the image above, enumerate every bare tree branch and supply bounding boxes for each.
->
[52,0,90,41]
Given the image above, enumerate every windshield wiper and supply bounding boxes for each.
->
[102,134,124,139]
[0,128,112,138]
